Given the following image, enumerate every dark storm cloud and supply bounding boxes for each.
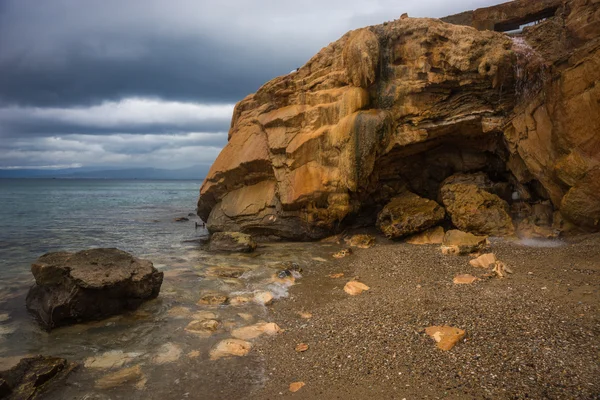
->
[0,0,505,169]
[0,0,504,108]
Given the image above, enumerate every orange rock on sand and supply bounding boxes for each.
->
[344,281,370,295]
[425,325,466,350]
[469,253,497,268]
[289,382,305,392]
[453,274,479,284]
[295,343,309,352]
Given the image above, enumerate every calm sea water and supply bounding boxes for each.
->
[0,178,334,399]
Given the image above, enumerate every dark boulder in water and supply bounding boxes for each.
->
[26,248,163,330]
[0,355,77,399]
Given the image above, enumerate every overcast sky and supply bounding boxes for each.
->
[0,0,505,171]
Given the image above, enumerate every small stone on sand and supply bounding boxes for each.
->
[469,253,497,268]
[328,273,344,278]
[289,382,305,392]
[425,325,466,351]
[453,274,479,284]
[333,248,352,258]
[209,339,252,360]
[295,343,309,352]
[297,312,312,319]
[344,281,370,296]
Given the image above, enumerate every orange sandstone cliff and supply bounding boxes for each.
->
[198,0,600,240]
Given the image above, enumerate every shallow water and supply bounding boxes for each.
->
[0,179,334,398]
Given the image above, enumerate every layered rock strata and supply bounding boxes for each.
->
[198,0,600,240]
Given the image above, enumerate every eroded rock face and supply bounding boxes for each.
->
[377,191,445,239]
[26,248,163,330]
[198,0,600,239]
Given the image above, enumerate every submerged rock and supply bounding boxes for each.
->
[95,365,146,390]
[84,350,141,370]
[377,192,446,239]
[26,248,163,330]
[185,319,220,336]
[0,356,77,399]
[231,322,283,340]
[151,343,182,365]
[209,339,252,360]
[209,232,257,253]
[441,230,488,255]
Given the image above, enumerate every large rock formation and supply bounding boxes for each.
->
[26,248,163,330]
[198,0,600,240]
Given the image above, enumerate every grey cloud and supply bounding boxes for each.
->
[0,0,505,108]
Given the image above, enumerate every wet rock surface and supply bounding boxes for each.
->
[209,232,257,253]
[26,248,163,330]
[0,356,77,399]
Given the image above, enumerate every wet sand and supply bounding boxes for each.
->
[247,232,600,399]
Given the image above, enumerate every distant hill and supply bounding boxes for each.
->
[0,165,209,180]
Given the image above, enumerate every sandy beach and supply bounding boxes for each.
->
[247,232,600,399]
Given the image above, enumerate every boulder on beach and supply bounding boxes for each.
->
[26,248,163,330]
[440,173,515,236]
[377,191,446,239]
[0,356,77,399]
[209,232,257,253]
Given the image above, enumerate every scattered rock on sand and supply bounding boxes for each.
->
[289,381,305,392]
[209,232,257,253]
[26,248,163,330]
[84,350,141,370]
[328,273,344,278]
[295,343,309,352]
[469,253,497,268]
[344,234,375,248]
[95,365,146,390]
[0,356,77,399]
[377,191,446,239]
[492,261,513,278]
[185,319,220,336]
[425,325,466,351]
[440,230,488,255]
[151,343,182,365]
[297,312,312,319]
[231,322,283,340]
[333,248,352,259]
[197,293,229,306]
[406,226,445,245]
[209,339,252,360]
[453,274,479,284]
[344,281,370,296]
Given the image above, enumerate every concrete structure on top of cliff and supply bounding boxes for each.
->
[197,0,600,240]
